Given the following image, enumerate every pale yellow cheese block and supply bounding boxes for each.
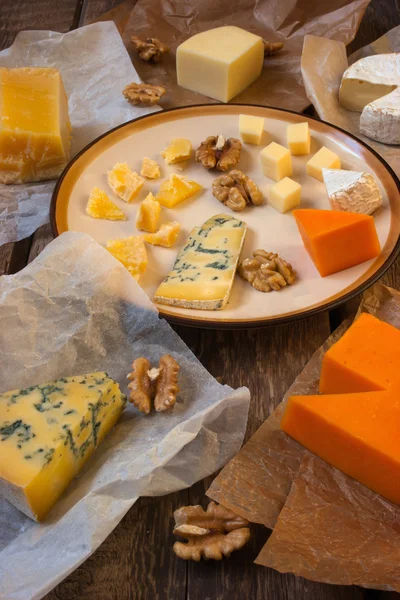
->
[176,26,264,102]
[269,177,302,213]
[239,114,265,144]
[136,192,161,233]
[0,373,126,521]
[287,122,310,155]
[260,142,292,181]
[0,67,71,184]
[307,146,341,182]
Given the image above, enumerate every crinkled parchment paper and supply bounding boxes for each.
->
[96,0,370,112]
[0,232,250,600]
[301,28,400,174]
[208,282,400,592]
[0,21,158,246]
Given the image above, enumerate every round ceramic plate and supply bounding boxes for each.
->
[51,104,400,329]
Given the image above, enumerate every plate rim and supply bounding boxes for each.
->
[50,102,400,330]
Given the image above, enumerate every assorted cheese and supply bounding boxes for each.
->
[86,187,126,220]
[161,138,192,164]
[107,163,145,203]
[260,142,292,181]
[154,214,247,310]
[141,157,161,179]
[293,209,381,277]
[269,177,301,214]
[155,173,203,208]
[281,313,400,505]
[136,192,161,233]
[306,146,341,182]
[0,373,126,521]
[339,53,400,145]
[239,114,265,144]
[176,26,264,102]
[322,168,382,215]
[144,222,181,247]
[0,67,71,185]
[106,236,148,279]
[286,122,310,155]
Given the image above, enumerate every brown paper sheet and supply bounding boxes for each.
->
[96,0,370,112]
[301,29,400,174]
[207,283,400,592]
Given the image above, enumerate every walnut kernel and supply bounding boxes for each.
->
[263,40,284,56]
[123,82,166,106]
[131,36,169,62]
[239,250,296,292]
[127,354,180,414]
[195,135,241,171]
[212,170,263,212]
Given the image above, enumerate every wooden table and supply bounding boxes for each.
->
[1,1,399,598]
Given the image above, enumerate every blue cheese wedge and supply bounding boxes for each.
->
[0,373,126,521]
[154,214,247,310]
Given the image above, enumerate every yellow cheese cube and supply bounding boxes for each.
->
[107,163,145,202]
[260,142,292,181]
[161,138,192,164]
[176,26,264,102]
[0,373,126,521]
[155,174,203,208]
[287,122,310,155]
[0,67,71,185]
[144,222,181,247]
[306,146,341,182]
[269,177,302,213]
[239,114,265,144]
[140,157,161,179]
[136,192,161,233]
[86,187,126,220]
[106,236,148,280]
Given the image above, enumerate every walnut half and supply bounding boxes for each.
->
[239,249,296,292]
[195,135,241,171]
[131,36,169,62]
[123,82,166,106]
[263,40,284,56]
[173,502,250,561]
[212,170,263,212]
[127,355,179,413]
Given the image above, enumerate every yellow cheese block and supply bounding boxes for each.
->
[239,114,265,144]
[176,26,264,102]
[144,221,181,247]
[0,373,126,521]
[269,177,301,213]
[136,192,161,233]
[86,187,126,220]
[287,122,310,155]
[107,163,145,202]
[260,142,292,181]
[306,147,341,182]
[140,157,161,179]
[106,235,148,280]
[161,138,192,164]
[154,214,247,310]
[0,67,71,185]
[155,173,203,208]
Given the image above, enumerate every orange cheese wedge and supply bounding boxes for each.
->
[293,209,381,276]
[281,313,400,504]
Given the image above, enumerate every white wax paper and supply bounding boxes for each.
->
[0,231,250,600]
[301,27,400,175]
[0,22,158,246]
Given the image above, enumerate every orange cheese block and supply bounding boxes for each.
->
[293,209,381,276]
[281,313,400,504]
[320,312,400,394]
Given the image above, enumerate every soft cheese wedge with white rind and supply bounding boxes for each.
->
[360,87,400,145]
[0,373,126,521]
[322,168,382,215]
[339,53,400,112]
[154,214,247,310]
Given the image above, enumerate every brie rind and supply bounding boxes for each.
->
[322,168,382,215]
[360,87,400,145]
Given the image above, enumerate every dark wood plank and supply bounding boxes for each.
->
[347,0,400,55]
[82,0,125,23]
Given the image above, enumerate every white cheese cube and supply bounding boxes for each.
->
[176,26,264,102]
[306,147,341,182]
[239,114,265,144]
[260,142,292,181]
[269,177,301,213]
[287,122,310,155]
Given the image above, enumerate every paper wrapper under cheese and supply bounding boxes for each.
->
[301,28,400,175]
[207,283,400,592]
[95,0,370,113]
[0,232,250,600]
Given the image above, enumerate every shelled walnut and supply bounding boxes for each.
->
[195,135,241,171]
[173,502,250,561]
[127,355,179,414]
[131,35,169,62]
[212,170,263,212]
[123,82,166,106]
[239,249,296,292]
[263,40,284,56]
